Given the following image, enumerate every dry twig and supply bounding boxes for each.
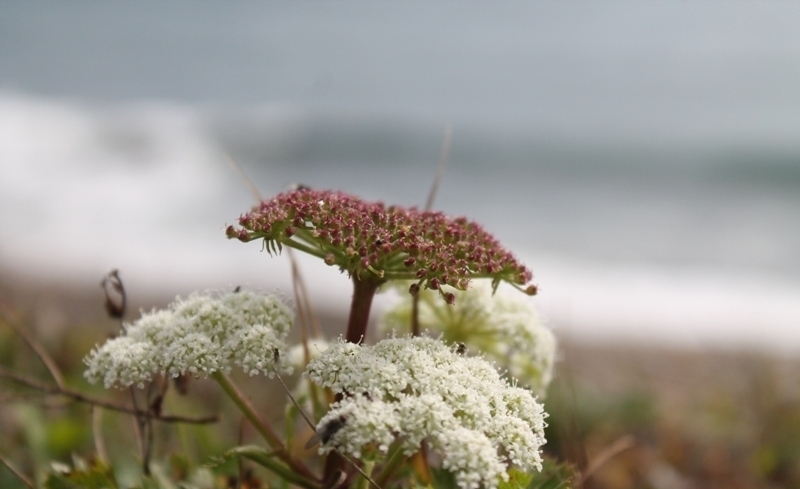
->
[0,306,66,389]
[0,366,217,424]
[579,435,636,486]
[0,454,34,489]
[413,125,452,336]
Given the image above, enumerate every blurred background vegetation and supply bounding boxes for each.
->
[2,278,799,489]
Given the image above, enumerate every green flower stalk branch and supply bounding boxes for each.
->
[211,371,318,486]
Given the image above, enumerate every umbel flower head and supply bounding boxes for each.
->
[305,336,547,489]
[84,290,293,388]
[227,189,536,303]
[382,281,557,397]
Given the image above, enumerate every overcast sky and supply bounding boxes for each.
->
[2,1,800,146]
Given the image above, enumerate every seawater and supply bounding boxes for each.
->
[1,92,798,352]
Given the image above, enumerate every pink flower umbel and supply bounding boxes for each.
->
[227,188,536,302]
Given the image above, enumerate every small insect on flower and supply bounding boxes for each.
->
[305,415,347,449]
[456,342,467,355]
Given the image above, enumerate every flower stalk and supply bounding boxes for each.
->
[345,276,383,344]
[212,371,318,484]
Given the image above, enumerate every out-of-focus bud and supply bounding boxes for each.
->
[101,269,126,320]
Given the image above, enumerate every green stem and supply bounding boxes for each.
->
[375,441,408,488]
[242,451,319,489]
[356,461,375,489]
[282,236,330,259]
[212,372,319,484]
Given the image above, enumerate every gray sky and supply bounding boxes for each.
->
[2,1,800,147]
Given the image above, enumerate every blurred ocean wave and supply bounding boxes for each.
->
[0,91,798,352]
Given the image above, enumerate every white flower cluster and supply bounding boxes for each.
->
[305,336,547,489]
[84,290,294,388]
[382,281,556,397]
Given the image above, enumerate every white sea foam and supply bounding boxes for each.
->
[525,252,800,354]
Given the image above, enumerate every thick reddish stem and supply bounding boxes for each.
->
[344,276,381,344]
[411,294,421,336]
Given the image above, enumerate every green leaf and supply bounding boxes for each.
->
[525,459,577,489]
[206,445,316,489]
[498,468,533,489]
[169,454,190,482]
[48,419,89,456]
[429,468,458,489]
[206,445,271,470]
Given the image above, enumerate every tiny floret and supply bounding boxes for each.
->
[305,336,547,489]
[383,281,556,396]
[84,290,294,388]
[228,189,536,302]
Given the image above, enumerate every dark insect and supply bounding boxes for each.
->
[305,415,347,449]
[456,342,467,355]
